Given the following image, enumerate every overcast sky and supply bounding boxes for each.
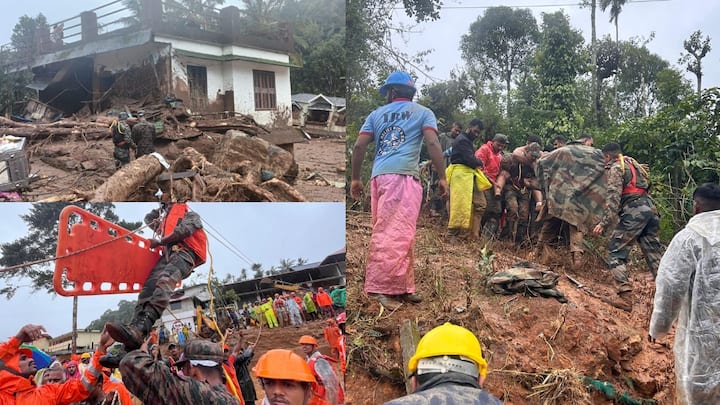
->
[391,0,720,91]
[0,202,345,340]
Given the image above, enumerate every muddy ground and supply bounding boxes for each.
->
[345,210,676,405]
[14,134,344,202]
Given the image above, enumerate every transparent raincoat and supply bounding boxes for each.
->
[649,210,720,405]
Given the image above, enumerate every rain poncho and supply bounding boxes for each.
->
[649,209,720,405]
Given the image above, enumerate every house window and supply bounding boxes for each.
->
[253,70,276,110]
[170,301,182,311]
[187,65,208,110]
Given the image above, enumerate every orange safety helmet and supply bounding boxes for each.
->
[298,335,318,346]
[253,349,316,382]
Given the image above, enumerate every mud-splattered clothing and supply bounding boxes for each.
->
[119,349,240,405]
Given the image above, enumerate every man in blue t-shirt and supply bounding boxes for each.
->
[350,71,448,311]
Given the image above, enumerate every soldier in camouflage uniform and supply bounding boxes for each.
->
[384,323,502,405]
[120,339,240,404]
[496,142,543,243]
[111,112,136,169]
[104,197,207,366]
[535,141,608,266]
[131,110,156,157]
[593,143,662,309]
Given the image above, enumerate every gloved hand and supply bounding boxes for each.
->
[149,239,162,249]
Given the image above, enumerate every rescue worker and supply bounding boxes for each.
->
[593,142,662,312]
[0,324,107,404]
[315,287,333,318]
[231,333,257,405]
[103,194,207,365]
[350,70,448,311]
[495,142,542,243]
[131,110,156,157]
[384,323,502,404]
[253,349,329,405]
[79,352,91,373]
[303,290,319,320]
[475,133,509,240]
[298,336,343,405]
[261,297,279,328]
[447,118,491,240]
[220,341,244,403]
[285,293,304,327]
[273,293,289,328]
[323,319,343,360]
[111,112,136,169]
[649,183,720,404]
[120,338,240,404]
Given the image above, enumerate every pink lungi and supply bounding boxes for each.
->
[364,174,422,295]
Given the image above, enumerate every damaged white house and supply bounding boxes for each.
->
[22,0,296,126]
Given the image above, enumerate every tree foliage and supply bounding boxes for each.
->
[86,299,137,330]
[0,204,143,298]
[599,0,626,42]
[11,14,50,58]
[460,6,538,114]
[532,11,587,137]
[680,30,712,95]
[283,0,346,95]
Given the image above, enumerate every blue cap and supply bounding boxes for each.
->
[379,71,416,97]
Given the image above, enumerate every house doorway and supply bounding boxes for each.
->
[187,65,208,111]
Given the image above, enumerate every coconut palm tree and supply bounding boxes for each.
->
[599,0,626,43]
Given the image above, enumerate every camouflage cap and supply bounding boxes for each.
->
[175,340,223,367]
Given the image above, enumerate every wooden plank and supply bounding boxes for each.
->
[399,319,420,394]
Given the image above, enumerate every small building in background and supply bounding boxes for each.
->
[291,93,346,138]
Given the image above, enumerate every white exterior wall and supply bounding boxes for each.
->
[156,35,292,125]
[161,298,197,333]
[231,59,292,125]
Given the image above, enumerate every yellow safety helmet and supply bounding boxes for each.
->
[408,322,488,378]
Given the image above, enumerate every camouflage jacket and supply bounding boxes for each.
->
[131,120,156,157]
[598,157,649,228]
[536,144,609,233]
[119,350,240,405]
[383,373,502,405]
[112,121,135,149]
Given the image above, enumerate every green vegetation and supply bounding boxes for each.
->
[347,1,719,239]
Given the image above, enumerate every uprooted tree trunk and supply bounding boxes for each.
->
[90,154,165,201]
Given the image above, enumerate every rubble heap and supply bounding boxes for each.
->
[0,100,309,202]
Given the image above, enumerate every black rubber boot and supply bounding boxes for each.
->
[105,313,153,351]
